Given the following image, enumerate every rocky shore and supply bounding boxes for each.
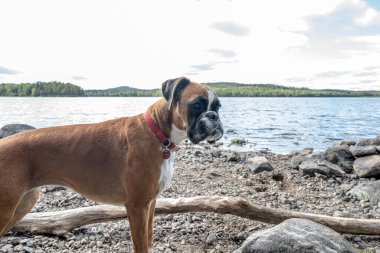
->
[1,124,380,252]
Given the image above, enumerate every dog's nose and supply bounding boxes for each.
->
[205,111,219,121]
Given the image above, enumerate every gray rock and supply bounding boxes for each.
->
[349,145,377,158]
[206,232,218,245]
[290,156,310,170]
[372,135,380,145]
[333,140,356,147]
[353,155,380,178]
[226,152,241,162]
[377,146,380,152]
[247,156,273,173]
[349,180,380,204]
[290,147,313,156]
[233,218,356,253]
[210,150,222,158]
[356,138,374,146]
[324,145,355,173]
[0,124,35,138]
[299,159,346,178]
[1,244,13,252]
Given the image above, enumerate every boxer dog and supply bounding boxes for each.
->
[0,77,223,253]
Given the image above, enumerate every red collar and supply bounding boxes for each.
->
[143,111,179,159]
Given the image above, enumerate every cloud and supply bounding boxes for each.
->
[208,48,237,58]
[72,75,87,80]
[352,71,378,77]
[190,63,217,71]
[286,77,311,83]
[314,71,351,79]
[188,60,238,76]
[293,1,380,57]
[0,66,19,75]
[210,21,250,36]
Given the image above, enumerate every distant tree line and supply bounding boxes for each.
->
[0,82,84,96]
[205,82,380,97]
[1,81,380,97]
[85,88,161,97]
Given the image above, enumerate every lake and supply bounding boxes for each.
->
[1,97,380,152]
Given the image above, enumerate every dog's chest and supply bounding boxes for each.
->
[157,152,176,195]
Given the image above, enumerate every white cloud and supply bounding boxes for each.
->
[0,0,379,90]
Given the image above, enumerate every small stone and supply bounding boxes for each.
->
[226,152,241,162]
[0,244,13,252]
[247,156,273,174]
[206,233,218,245]
[22,246,34,253]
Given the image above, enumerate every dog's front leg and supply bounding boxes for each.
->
[147,198,156,249]
[126,201,151,253]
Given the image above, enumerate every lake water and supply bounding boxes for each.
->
[1,97,380,152]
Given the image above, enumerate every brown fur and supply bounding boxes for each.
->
[0,80,209,253]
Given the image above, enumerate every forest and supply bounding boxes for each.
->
[1,81,380,97]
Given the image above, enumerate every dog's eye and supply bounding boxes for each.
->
[192,102,202,111]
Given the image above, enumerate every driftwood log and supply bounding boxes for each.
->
[13,196,380,236]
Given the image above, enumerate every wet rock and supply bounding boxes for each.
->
[233,218,356,253]
[299,159,346,178]
[247,156,273,174]
[324,145,355,173]
[0,124,35,138]
[290,147,313,156]
[353,155,380,178]
[349,145,377,158]
[349,180,380,204]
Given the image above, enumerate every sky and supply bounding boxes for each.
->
[1,0,380,90]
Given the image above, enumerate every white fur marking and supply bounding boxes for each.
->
[157,152,176,196]
[170,124,187,144]
[207,90,215,111]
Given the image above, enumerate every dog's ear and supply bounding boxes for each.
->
[162,77,190,110]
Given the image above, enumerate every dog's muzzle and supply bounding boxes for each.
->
[189,111,224,144]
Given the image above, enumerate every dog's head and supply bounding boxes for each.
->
[162,77,224,144]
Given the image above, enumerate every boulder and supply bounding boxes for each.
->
[247,156,273,173]
[353,155,380,178]
[356,138,374,146]
[377,146,380,153]
[372,135,380,146]
[333,140,356,147]
[299,159,346,178]
[324,145,354,173]
[349,145,377,158]
[233,218,356,253]
[290,156,310,170]
[0,124,35,138]
[349,180,380,204]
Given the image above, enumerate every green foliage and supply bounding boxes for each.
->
[205,82,380,97]
[85,88,161,97]
[1,81,380,97]
[356,192,369,202]
[0,81,84,97]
